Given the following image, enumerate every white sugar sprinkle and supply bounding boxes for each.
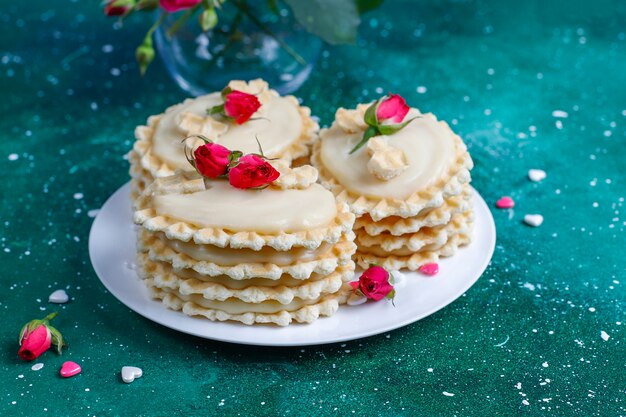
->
[73,193,83,200]
[416,86,427,94]
[600,331,610,341]
[31,363,44,371]
[87,209,100,218]
[8,153,18,161]
[442,391,455,397]
[589,307,596,312]
[542,362,549,368]
[552,110,569,118]
[528,169,547,182]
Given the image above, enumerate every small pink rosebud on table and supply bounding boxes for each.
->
[18,312,66,361]
[349,266,396,303]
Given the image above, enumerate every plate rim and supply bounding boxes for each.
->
[89,182,496,347]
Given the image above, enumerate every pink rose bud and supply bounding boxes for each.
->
[193,142,231,178]
[228,154,280,189]
[159,0,202,13]
[17,312,65,361]
[223,90,262,124]
[104,0,134,16]
[18,325,51,361]
[376,94,410,123]
[351,266,395,301]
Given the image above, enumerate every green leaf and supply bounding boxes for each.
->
[284,0,360,44]
[207,104,225,116]
[386,288,395,300]
[377,116,420,136]
[228,150,243,166]
[48,326,66,355]
[363,99,380,127]
[355,0,384,14]
[349,125,378,154]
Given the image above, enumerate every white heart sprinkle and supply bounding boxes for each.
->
[528,169,547,182]
[524,214,544,227]
[347,293,367,306]
[390,270,407,289]
[48,289,69,304]
[121,366,143,384]
[31,363,44,371]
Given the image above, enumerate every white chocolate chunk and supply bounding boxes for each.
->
[177,112,228,138]
[335,104,369,133]
[366,137,408,181]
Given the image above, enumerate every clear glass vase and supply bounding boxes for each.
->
[154,3,322,96]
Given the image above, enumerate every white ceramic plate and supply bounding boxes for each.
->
[89,183,495,347]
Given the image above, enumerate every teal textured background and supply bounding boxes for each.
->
[0,0,624,416]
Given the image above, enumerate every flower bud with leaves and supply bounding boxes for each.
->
[18,312,66,361]
[349,94,418,154]
[184,135,279,190]
[104,0,136,16]
[199,7,218,31]
[349,266,396,302]
[208,87,262,125]
[136,35,155,76]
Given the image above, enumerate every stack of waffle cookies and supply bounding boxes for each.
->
[312,105,474,271]
[132,165,356,326]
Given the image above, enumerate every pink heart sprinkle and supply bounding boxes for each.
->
[496,196,515,209]
[419,263,439,276]
[60,361,81,378]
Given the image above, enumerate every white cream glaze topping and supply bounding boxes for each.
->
[152,93,302,169]
[152,180,337,234]
[319,109,457,199]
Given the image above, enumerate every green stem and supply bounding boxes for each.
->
[147,12,167,39]
[42,312,58,323]
[231,0,306,65]
[166,4,202,38]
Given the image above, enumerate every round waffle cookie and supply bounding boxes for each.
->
[133,166,356,326]
[311,102,475,271]
[129,79,319,199]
